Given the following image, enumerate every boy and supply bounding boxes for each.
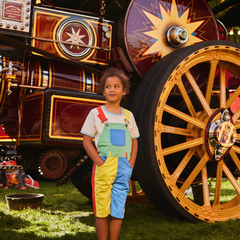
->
[81,67,139,240]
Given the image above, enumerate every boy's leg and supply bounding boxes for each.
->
[96,217,108,240]
[109,216,122,240]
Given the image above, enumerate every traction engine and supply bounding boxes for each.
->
[0,0,240,223]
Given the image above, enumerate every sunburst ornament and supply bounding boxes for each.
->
[142,0,204,58]
[65,27,86,49]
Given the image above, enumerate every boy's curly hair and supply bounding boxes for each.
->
[98,67,130,94]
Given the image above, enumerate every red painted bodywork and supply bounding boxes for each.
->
[31,7,112,66]
[47,94,105,142]
[119,0,219,77]
[0,0,237,174]
[0,58,104,145]
[0,0,222,147]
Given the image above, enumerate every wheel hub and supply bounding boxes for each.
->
[167,26,188,47]
[207,109,236,161]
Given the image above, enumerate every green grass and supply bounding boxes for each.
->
[187,178,239,204]
[1,179,240,240]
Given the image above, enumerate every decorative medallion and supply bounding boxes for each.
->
[140,0,204,58]
[57,18,94,58]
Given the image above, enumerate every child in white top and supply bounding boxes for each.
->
[81,67,139,240]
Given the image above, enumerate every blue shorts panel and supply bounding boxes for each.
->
[111,157,133,219]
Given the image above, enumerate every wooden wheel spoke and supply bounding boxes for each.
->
[185,70,212,116]
[213,161,223,206]
[164,104,205,129]
[161,124,194,137]
[237,134,240,141]
[177,80,196,118]
[222,163,240,195]
[226,85,240,109]
[162,137,204,156]
[171,148,195,182]
[232,108,240,124]
[220,67,227,108]
[130,180,137,195]
[235,120,240,129]
[201,164,210,206]
[229,147,240,170]
[205,60,218,104]
[180,153,209,193]
[231,145,240,155]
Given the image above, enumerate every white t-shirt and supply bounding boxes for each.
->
[81,106,140,147]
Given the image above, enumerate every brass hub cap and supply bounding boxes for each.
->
[207,109,237,161]
[213,121,236,147]
[167,26,188,47]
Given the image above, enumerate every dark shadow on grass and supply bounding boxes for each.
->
[124,202,186,222]
[0,211,30,229]
[0,212,37,240]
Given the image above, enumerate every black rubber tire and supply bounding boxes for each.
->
[70,157,93,200]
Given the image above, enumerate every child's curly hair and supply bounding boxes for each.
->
[98,67,130,94]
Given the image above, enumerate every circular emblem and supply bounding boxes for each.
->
[215,122,236,148]
[57,18,94,58]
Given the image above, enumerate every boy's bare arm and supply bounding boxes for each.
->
[129,138,138,168]
[83,135,104,166]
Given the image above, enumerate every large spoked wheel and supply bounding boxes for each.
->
[132,40,240,223]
